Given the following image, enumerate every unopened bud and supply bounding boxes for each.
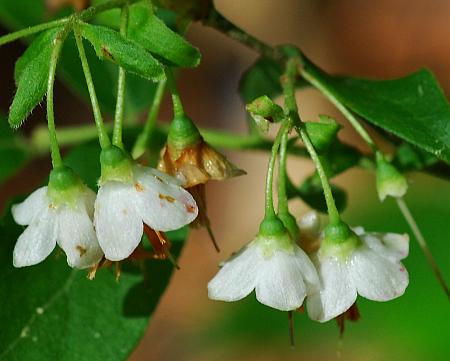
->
[376,152,408,201]
[246,95,284,133]
[305,115,341,153]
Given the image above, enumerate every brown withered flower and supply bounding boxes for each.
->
[158,114,245,251]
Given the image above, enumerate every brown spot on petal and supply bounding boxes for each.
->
[134,182,144,192]
[185,204,196,213]
[122,208,128,215]
[76,245,87,257]
[159,193,176,203]
[155,176,164,183]
[48,203,56,210]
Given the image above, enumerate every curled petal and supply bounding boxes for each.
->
[351,246,409,301]
[255,250,308,311]
[307,254,356,322]
[13,209,57,267]
[208,245,260,302]
[363,232,409,262]
[57,204,103,269]
[133,166,198,231]
[95,182,143,261]
[12,187,48,226]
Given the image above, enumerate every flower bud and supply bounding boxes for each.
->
[246,95,284,133]
[304,115,341,153]
[375,152,408,201]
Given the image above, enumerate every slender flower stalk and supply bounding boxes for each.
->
[132,78,167,159]
[112,4,129,149]
[46,29,68,168]
[282,56,340,225]
[264,122,288,218]
[277,130,289,215]
[74,24,110,149]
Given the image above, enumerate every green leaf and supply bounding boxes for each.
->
[0,143,187,361]
[8,28,60,128]
[303,58,450,163]
[128,5,201,68]
[0,116,29,184]
[79,23,165,82]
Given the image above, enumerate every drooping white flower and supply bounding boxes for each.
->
[208,218,319,311]
[307,225,409,322]
[94,163,198,261]
[12,177,103,269]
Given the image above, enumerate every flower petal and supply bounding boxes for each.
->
[57,201,103,269]
[94,181,143,261]
[208,244,260,302]
[12,187,48,226]
[255,250,308,311]
[13,209,57,267]
[133,165,198,231]
[351,245,408,301]
[362,232,409,261]
[307,254,356,322]
[293,245,320,294]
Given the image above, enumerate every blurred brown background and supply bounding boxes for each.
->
[1,0,450,360]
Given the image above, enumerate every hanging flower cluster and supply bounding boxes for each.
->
[12,150,199,268]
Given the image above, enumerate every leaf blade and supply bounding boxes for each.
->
[79,23,166,82]
[8,28,60,128]
[303,58,450,163]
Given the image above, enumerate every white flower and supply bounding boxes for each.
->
[94,165,198,261]
[208,232,319,311]
[12,186,103,269]
[307,227,409,322]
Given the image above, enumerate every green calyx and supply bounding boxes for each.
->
[47,166,84,206]
[167,114,201,150]
[255,215,294,257]
[100,145,133,184]
[304,115,341,153]
[320,221,361,259]
[278,212,300,242]
[375,152,408,201]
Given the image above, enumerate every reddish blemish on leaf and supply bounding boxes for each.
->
[159,193,176,203]
[101,45,114,60]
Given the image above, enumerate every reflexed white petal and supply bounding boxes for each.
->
[255,250,308,311]
[57,204,103,269]
[351,245,408,301]
[208,244,260,302]
[94,181,143,261]
[13,209,57,267]
[12,187,48,226]
[363,232,409,262]
[293,246,320,293]
[307,254,356,322]
[133,165,198,231]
